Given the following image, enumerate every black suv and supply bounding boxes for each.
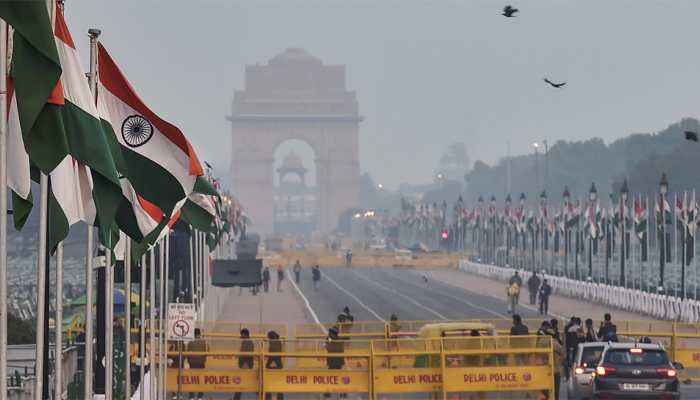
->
[593,342,681,399]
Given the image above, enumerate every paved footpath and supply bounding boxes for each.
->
[214,272,312,337]
[422,267,656,321]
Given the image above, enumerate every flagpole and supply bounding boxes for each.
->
[124,239,131,398]
[158,237,166,400]
[139,253,146,400]
[0,17,9,400]
[54,241,64,399]
[163,233,170,400]
[189,234,195,304]
[105,242,113,400]
[85,27,101,400]
[149,246,157,400]
[33,173,49,400]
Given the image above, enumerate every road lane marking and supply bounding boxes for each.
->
[323,271,386,322]
[349,270,448,320]
[388,270,510,319]
[286,269,324,332]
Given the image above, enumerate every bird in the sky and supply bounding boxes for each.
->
[544,78,566,88]
[685,131,699,142]
[204,161,214,169]
[502,5,519,17]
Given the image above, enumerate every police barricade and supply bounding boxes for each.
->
[261,339,371,398]
[296,321,388,340]
[197,321,288,339]
[372,336,555,399]
[671,324,700,382]
[165,338,263,395]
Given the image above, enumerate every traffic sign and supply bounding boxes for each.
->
[167,303,196,341]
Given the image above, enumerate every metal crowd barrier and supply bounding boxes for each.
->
[165,336,556,399]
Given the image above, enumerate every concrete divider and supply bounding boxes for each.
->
[458,259,700,323]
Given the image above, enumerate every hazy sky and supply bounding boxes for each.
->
[68,1,700,189]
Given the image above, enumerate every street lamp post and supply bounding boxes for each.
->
[533,142,540,191]
[505,194,512,266]
[588,183,598,280]
[540,190,547,274]
[659,173,668,293]
[477,195,484,261]
[563,187,570,277]
[620,178,629,288]
[519,193,527,270]
[490,195,496,264]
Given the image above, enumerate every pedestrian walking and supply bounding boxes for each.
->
[538,279,552,315]
[312,265,321,291]
[265,331,284,400]
[527,272,541,305]
[293,260,302,283]
[276,264,285,292]
[549,318,562,345]
[506,282,520,314]
[234,328,255,400]
[262,267,271,292]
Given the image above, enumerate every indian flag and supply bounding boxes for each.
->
[6,2,122,249]
[96,42,203,219]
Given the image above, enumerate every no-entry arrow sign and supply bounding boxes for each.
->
[167,303,196,341]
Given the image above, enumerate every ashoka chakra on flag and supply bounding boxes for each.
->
[121,115,154,148]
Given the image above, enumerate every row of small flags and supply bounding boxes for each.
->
[401,189,700,241]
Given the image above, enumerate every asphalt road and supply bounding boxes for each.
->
[290,266,700,400]
[295,266,541,324]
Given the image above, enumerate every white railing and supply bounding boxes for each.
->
[458,260,700,323]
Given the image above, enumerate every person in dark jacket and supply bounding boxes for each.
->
[597,313,618,342]
[538,279,552,315]
[234,329,255,400]
[262,267,271,292]
[564,317,582,380]
[324,327,347,399]
[510,314,529,335]
[312,265,321,291]
[549,318,562,345]
[527,272,541,305]
[265,331,283,400]
[584,318,599,342]
[293,260,302,283]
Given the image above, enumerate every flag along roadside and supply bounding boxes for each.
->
[96,42,203,220]
[6,3,122,249]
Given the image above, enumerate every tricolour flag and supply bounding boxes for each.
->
[97,42,203,219]
[6,3,122,249]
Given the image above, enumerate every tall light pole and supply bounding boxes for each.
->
[659,173,668,293]
[540,190,547,274]
[543,139,549,193]
[505,194,512,266]
[588,183,598,280]
[563,186,571,277]
[533,142,540,192]
[620,178,629,287]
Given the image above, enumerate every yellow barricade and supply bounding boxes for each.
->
[296,321,387,339]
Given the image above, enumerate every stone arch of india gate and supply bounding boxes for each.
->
[228,48,361,234]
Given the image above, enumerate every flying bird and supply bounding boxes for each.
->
[502,5,519,17]
[543,78,566,88]
[685,131,699,142]
[204,161,214,169]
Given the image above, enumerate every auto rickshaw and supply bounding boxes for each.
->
[415,322,497,367]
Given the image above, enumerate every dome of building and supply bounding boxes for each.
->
[269,48,322,66]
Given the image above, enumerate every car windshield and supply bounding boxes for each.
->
[580,346,604,367]
[603,349,668,366]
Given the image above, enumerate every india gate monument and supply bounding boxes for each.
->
[228,48,361,234]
